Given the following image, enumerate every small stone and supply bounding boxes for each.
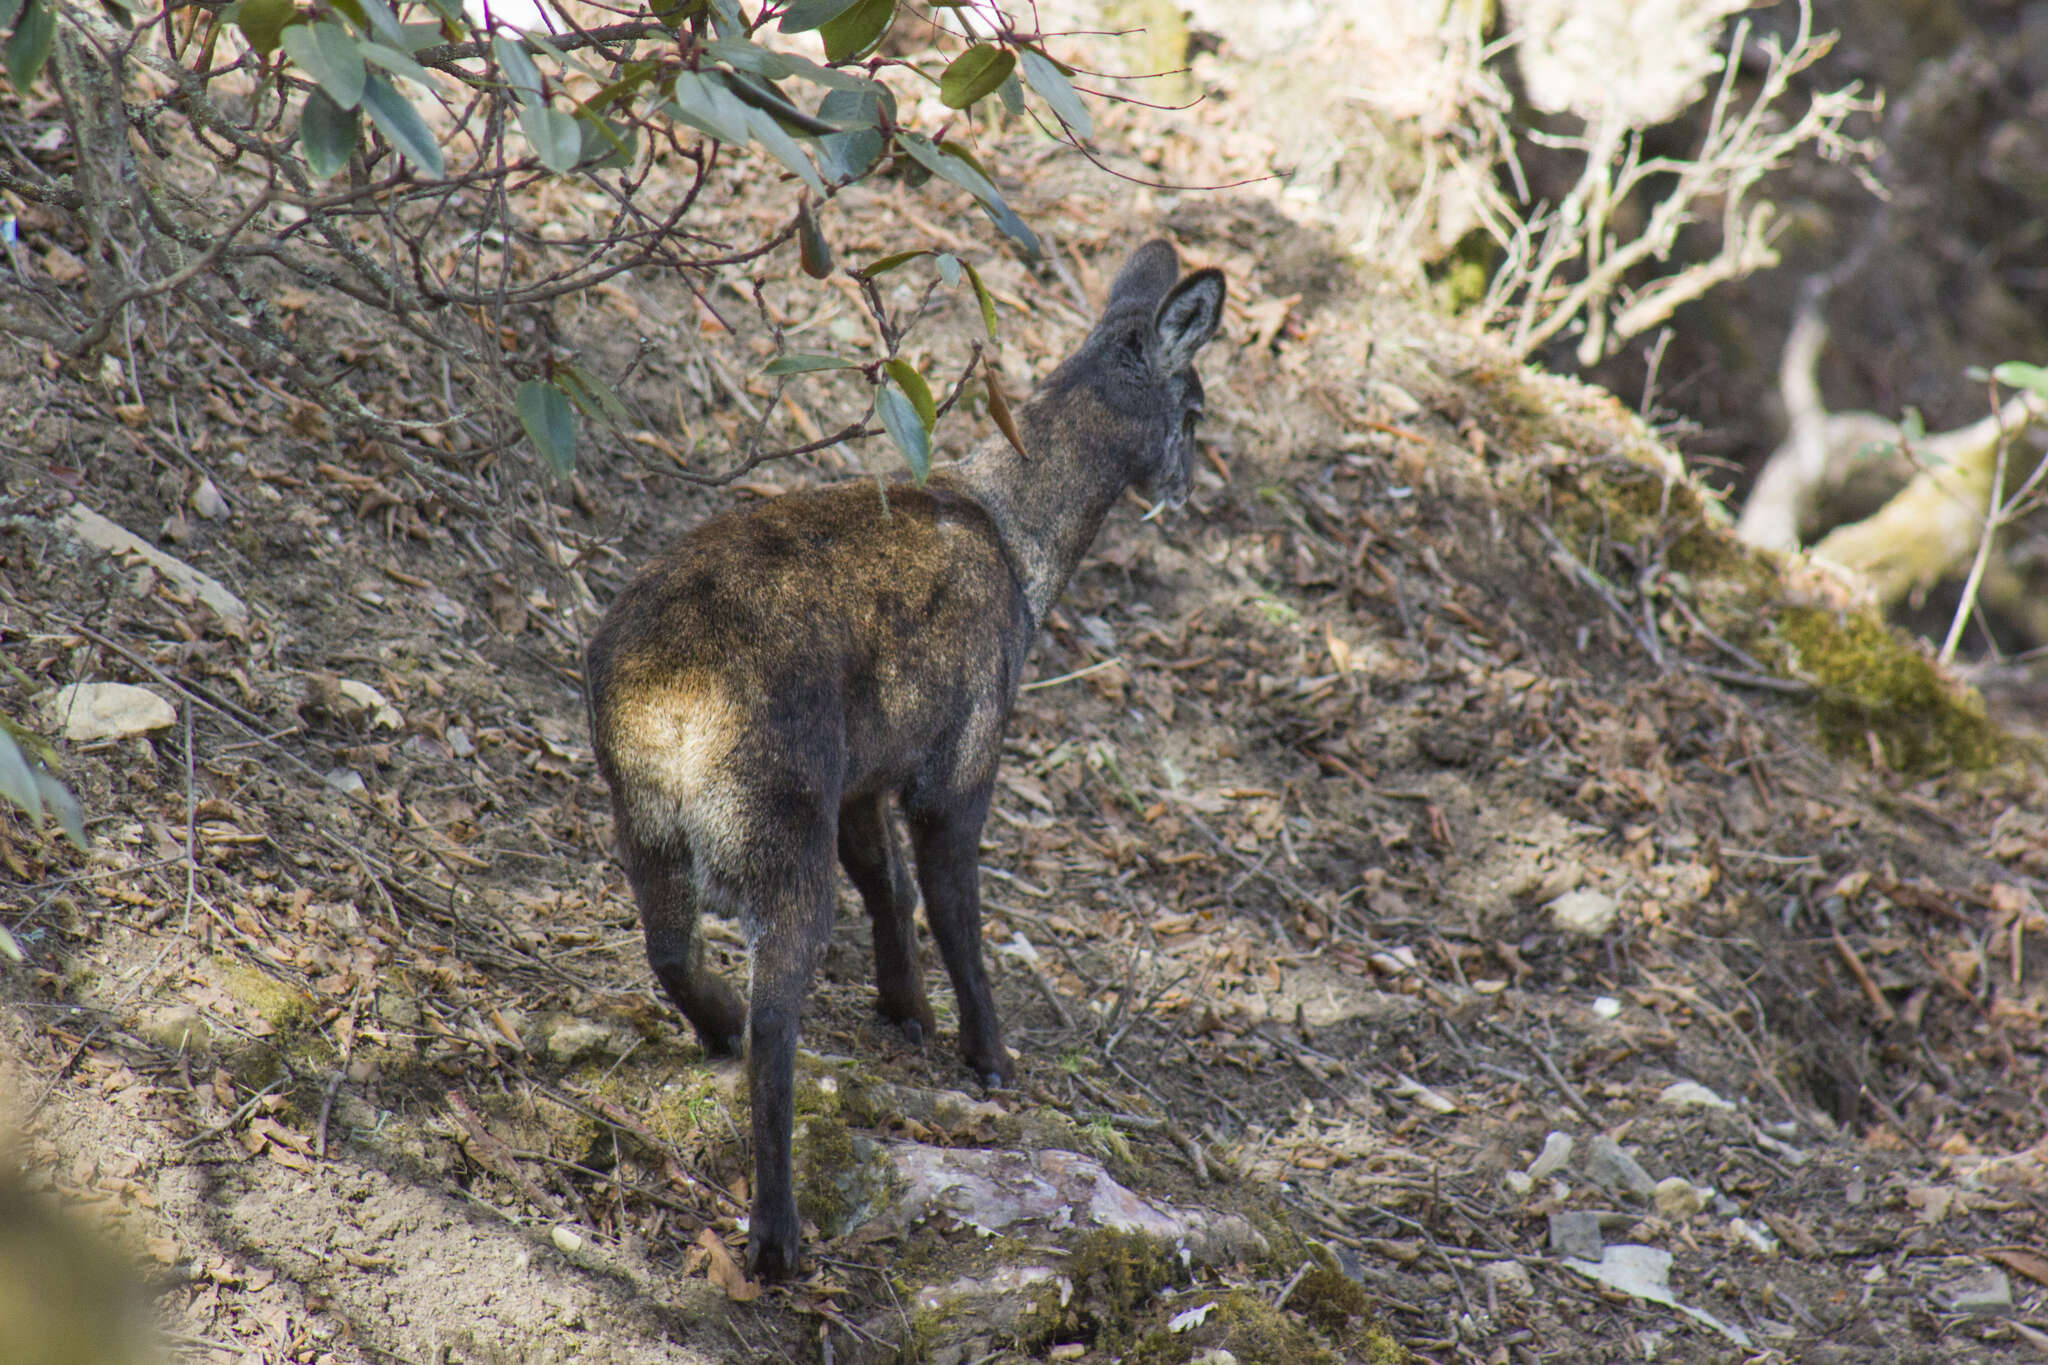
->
[1548,1210,1605,1261]
[1502,1171,1535,1198]
[323,768,366,796]
[63,504,250,633]
[1527,1131,1574,1179]
[543,1018,615,1064]
[1590,995,1622,1018]
[47,682,176,741]
[336,680,402,731]
[1659,1081,1734,1111]
[191,477,230,520]
[1944,1268,2013,1315]
[1728,1218,1778,1255]
[551,1225,584,1254]
[1478,1260,1534,1301]
[1582,1137,1656,1197]
[1548,889,1618,937]
[1652,1177,1704,1218]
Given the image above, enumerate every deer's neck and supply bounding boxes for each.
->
[935,399,1131,627]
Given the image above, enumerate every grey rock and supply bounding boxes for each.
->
[1548,889,1618,936]
[1479,1259,1535,1301]
[1653,1176,1705,1217]
[1527,1131,1575,1179]
[1549,1210,1605,1261]
[1943,1267,2012,1315]
[1583,1136,1656,1196]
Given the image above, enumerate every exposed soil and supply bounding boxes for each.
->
[5,6,2048,1365]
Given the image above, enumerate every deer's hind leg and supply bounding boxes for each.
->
[905,783,1013,1090]
[618,832,745,1057]
[730,816,837,1281]
[838,793,937,1046]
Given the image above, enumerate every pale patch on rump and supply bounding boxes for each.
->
[603,676,746,860]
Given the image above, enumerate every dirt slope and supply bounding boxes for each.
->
[6,9,2048,1365]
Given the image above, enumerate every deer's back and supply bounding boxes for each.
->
[588,483,1030,861]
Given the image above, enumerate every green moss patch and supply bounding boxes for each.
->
[1021,1227,1186,1356]
[1012,1230,1405,1365]
[1775,605,2000,773]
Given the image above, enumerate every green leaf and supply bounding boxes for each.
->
[0,0,26,33]
[575,112,637,170]
[519,103,582,171]
[859,248,930,278]
[938,43,1015,110]
[816,128,882,184]
[359,39,433,89]
[960,257,998,339]
[772,51,879,94]
[817,0,891,63]
[1019,47,1090,138]
[360,73,444,175]
[894,133,1041,255]
[933,252,960,287]
[776,0,860,33]
[813,83,889,182]
[353,0,409,48]
[34,767,84,848]
[236,0,296,57]
[492,33,544,105]
[281,20,366,109]
[583,60,657,117]
[721,70,839,136]
[1992,361,2048,401]
[763,353,858,375]
[818,82,893,126]
[2,0,56,89]
[996,70,1023,116]
[742,104,825,196]
[876,381,929,482]
[667,68,751,145]
[0,923,19,962]
[882,357,935,431]
[517,379,576,475]
[896,131,989,196]
[557,363,631,425]
[0,728,41,826]
[798,200,832,278]
[300,87,360,176]
[705,35,793,79]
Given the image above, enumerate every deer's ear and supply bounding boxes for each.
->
[1106,239,1181,315]
[1154,269,1224,374]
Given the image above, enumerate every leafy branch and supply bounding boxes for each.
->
[0,0,1112,483]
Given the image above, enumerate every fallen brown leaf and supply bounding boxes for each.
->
[696,1225,760,1302]
[1988,1247,2048,1291]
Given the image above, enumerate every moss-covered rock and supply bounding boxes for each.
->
[1020,1227,1187,1356]
[1773,603,2001,773]
[794,1116,896,1240]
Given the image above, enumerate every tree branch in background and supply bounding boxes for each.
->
[0,0,1105,488]
[1479,0,1876,365]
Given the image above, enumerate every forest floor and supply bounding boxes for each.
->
[6,5,2048,1365]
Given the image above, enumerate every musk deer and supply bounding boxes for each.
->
[585,239,1225,1279]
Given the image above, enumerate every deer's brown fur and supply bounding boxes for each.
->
[585,240,1225,1279]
